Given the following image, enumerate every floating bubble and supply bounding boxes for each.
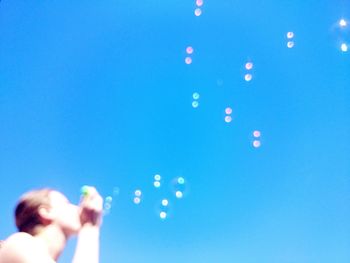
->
[185,57,192,64]
[287,32,294,39]
[245,62,253,70]
[193,92,200,100]
[194,8,202,16]
[177,177,185,185]
[154,174,161,181]
[253,130,261,138]
[103,207,111,215]
[105,196,113,203]
[225,107,232,115]
[104,202,112,211]
[217,79,224,86]
[192,101,199,108]
[113,187,120,196]
[225,116,232,123]
[175,191,183,199]
[154,181,161,188]
[160,211,167,219]
[339,19,347,27]
[341,43,348,52]
[134,190,142,197]
[161,199,169,206]
[253,140,261,148]
[287,41,295,48]
[133,197,141,204]
[186,46,194,54]
[244,73,253,82]
[196,0,203,7]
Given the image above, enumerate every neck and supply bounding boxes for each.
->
[34,225,68,261]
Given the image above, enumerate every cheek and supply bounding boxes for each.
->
[69,206,81,226]
[59,206,81,230]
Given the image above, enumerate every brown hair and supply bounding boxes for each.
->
[14,188,52,235]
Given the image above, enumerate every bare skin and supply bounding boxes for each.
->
[0,187,103,263]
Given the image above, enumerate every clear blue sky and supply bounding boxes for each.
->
[0,1,349,262]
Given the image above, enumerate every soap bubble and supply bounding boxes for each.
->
[105,196,113,203]
[133,197,141,204]
[134,190,142,197]
[193,92,200,100]
[177,177,185,185]
[253,140,261,148]
[225,107,232,115]
[161,199,169,206]
[186,46,194,54]
[185,57,192,64]
[225,116,232,123]
[341,43,348,52]
[287,41,295,48]
[196,0,203,7]
[192,101,199,108]
[113,187,120,196]
[160,211,167,219]
[154,181,161,188]
[245,62,253,70]
[175,191,183,199]
[104,202,112,211]
[194,8,202,16]
[253,130,261,138]
[154,174,161,181]
[339,19,347,27]
[244,74,252,82]
[287,32,294,39]
[217,79,224,86]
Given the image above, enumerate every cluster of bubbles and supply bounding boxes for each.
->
[128,174,189,220]
[338,18,348,52]
[95,173,189,220]
[185,46,194,65]
[156,198,170,220]
[252,130,261,148]
[104,195,113,214]
[286,31,295,49]
[133,189,142,204]
[155,176,188,220]
[172,176,186,199]
[194,0,203,17]
[244,61,254,82]
[224,107,233,123]
[158,175,188,220]
[84,12,350,225]
[153,174,161,188]
[192,92,200,108]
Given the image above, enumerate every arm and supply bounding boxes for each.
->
[72,225,100,263]
[72,187,103,263]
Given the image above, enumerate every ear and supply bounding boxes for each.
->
[38,205,53,224]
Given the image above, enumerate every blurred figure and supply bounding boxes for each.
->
[0,187,103,263]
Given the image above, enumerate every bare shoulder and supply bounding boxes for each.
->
[4,232,34,243]
[0,233,54,263]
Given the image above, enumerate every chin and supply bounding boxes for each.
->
[64,224,81,237]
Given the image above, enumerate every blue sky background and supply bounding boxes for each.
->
[0,0,349,262]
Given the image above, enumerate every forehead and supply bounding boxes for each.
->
[49,191,70,205]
